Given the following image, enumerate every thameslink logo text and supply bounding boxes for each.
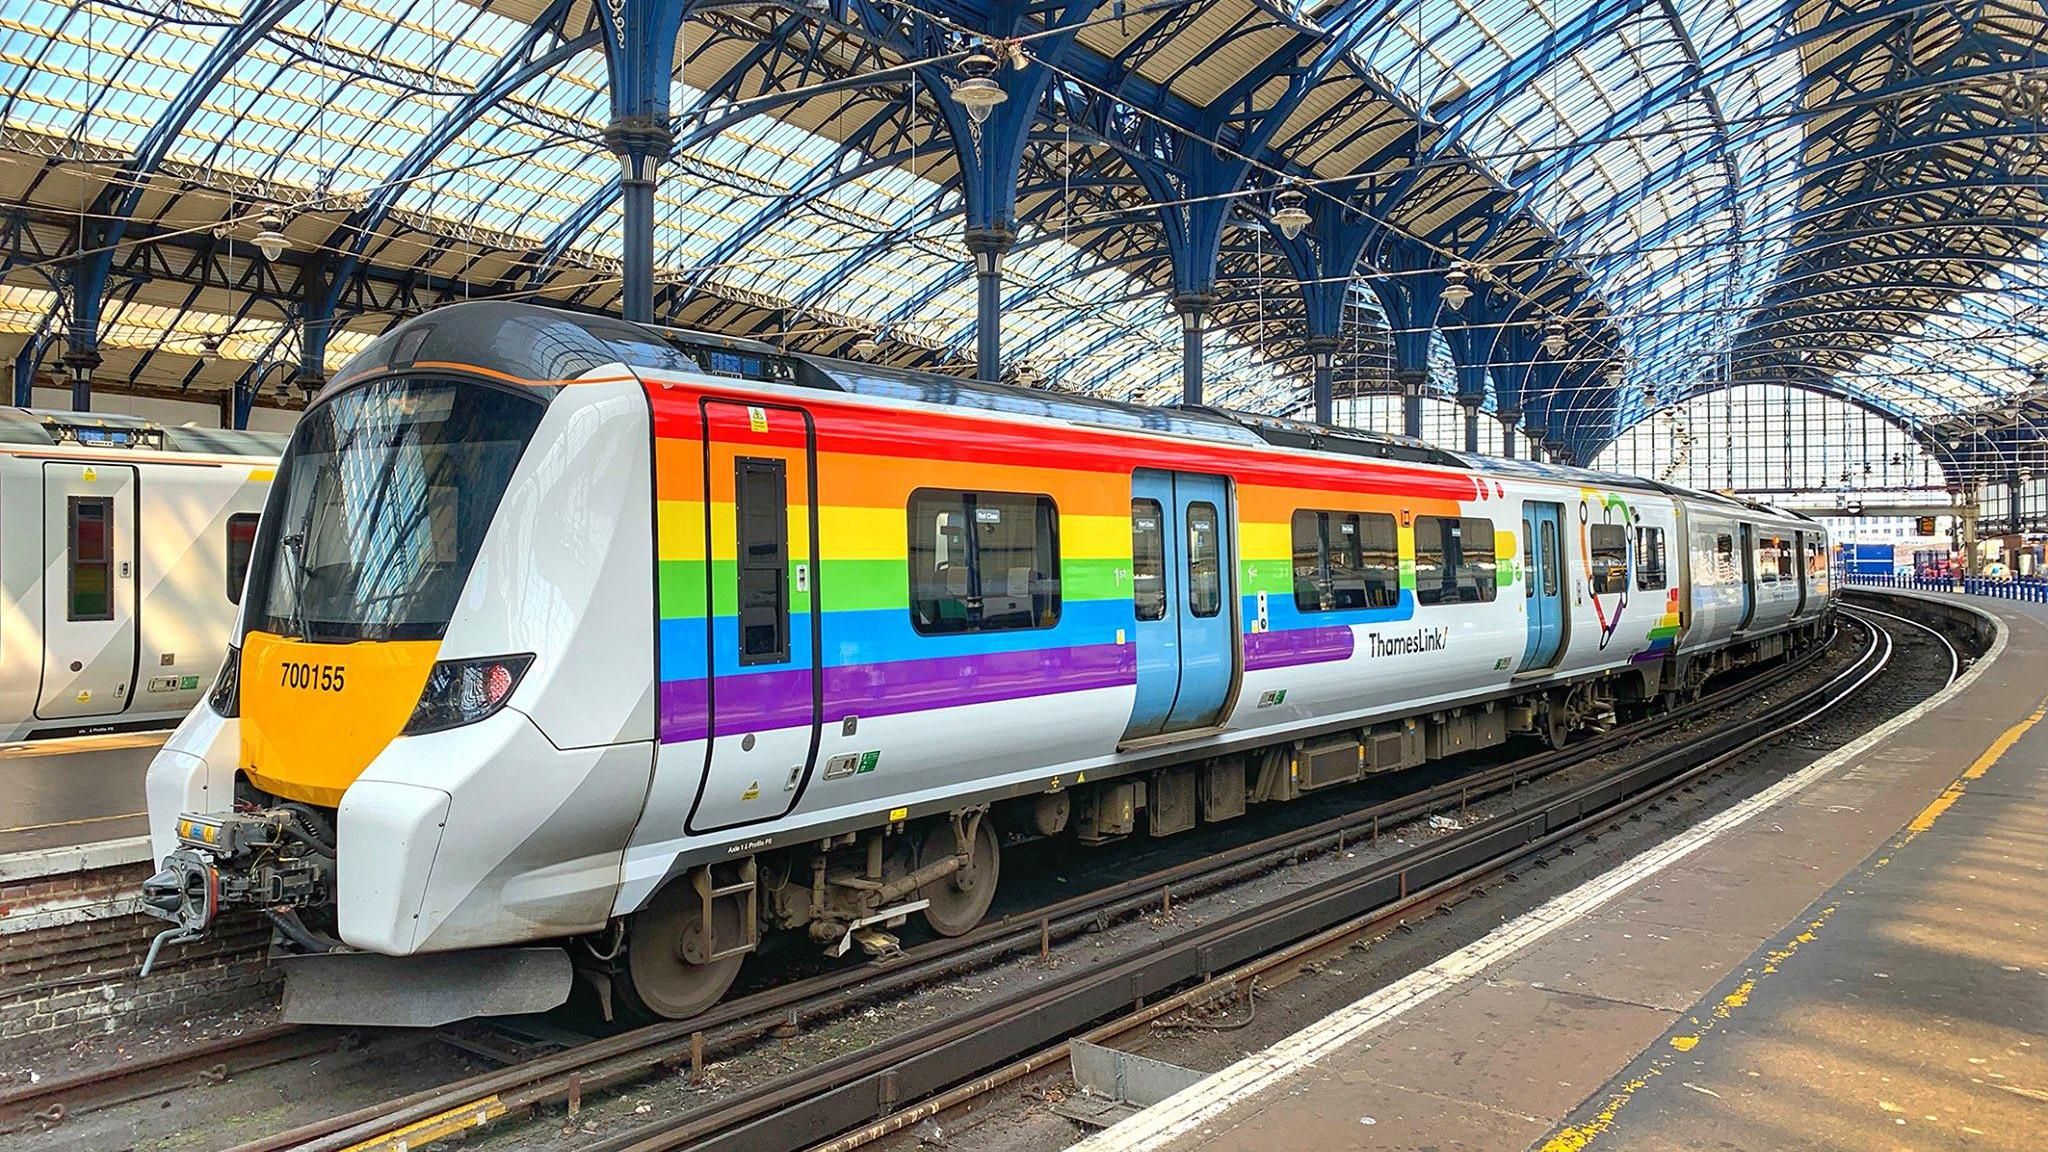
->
[1367,627,1449,657]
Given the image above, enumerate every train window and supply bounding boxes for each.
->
[735,458,790,665]
[1132,500,1166,622]
[1187,502,1223,618]
[67,497,115,622]
[226,514,260,605]
[1758,536,1780,583]
[1540,519,1559,597]
[1523,528,1535,599]
[1291,510,1398,612]
[1415,516,1497,605]
[909,489,1061,634]
[1590,524,1628,595]
[1635,527,1667,590]
[1715,534,1735,581]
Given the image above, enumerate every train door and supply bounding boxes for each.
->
[1518,502,1567,672]
[38,462,138,720]
[1792,530,1808,615]
[1736,523,1758,630]
[688,400,821,833]
[1123,470,1238,740]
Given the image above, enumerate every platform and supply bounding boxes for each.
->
[0,732,165,855]
[1075,591,2048,1152]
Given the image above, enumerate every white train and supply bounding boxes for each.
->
[0,410,280,741]
[140,302,1830,1025]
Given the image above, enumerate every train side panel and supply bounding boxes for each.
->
[0,451,268,740]
[1545,483,1685,677]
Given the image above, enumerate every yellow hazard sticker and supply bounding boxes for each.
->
[748,405,768,433]
[81,466,96,482]
[888,807,908,822]
[741,781,760,801]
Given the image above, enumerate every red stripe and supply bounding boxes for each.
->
[645,382,1479,501]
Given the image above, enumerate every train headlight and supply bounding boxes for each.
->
[403,654,533,736]
[208,645,241,718]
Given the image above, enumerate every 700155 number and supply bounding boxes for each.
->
[280,661,345,692]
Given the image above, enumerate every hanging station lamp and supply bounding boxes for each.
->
[950,52,1007,124]
[252,209,290,262]
[1269,186,1311,240]
[1441,263,1472,310]
[1542,319,1566,357]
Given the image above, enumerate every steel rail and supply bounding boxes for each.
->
[577,616,1897,1152]
[234,623,1841,1152]
[0,1023,337,1134]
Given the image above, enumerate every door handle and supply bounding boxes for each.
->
[794,563,809,593]
[119,561,130,579]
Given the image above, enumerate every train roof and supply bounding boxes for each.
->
[0,408,286,457]
[326,304,1814,525]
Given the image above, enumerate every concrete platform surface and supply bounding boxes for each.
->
[1075,593,2048,1152]
[0,732,164,855]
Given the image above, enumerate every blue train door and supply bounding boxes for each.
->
[1519,502,1566,672]
[1124,470,1238,741]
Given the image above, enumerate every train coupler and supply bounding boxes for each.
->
[137,809,336,974]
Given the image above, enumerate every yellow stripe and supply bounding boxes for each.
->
[342,1094,507,1151]
[1906,702,2046,833]
[660,504,1132,563]
[247,467,275,482]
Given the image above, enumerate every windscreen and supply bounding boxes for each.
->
[242,376,546,642]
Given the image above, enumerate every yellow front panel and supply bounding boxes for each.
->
[239,630,441,807]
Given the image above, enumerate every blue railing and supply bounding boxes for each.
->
[1843,572,2048,603]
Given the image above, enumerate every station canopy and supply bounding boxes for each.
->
[0,0,2039,463]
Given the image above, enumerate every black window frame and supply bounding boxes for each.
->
[1291,509,1400,612]
[1589,523,1628,595]
[1635,526,1667,590]
[734,457,791,666]
[907,488,1062,635]
[1186,501,1223,619]
[1414,515,1498,606]
[225,512,260,605]
[67,496,115,622]
[1131,498,1167,622]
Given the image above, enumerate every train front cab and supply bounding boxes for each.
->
[142,361,669,1025]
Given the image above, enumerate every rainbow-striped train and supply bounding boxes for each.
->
[139,301,1832,1026]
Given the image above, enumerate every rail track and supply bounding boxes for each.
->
[562,608,1913,1152]
[157,608,1928,1152]
[2,605,1944,1152]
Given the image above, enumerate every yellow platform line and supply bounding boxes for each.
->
[0,810,145,835]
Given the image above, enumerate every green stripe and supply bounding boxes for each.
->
[660,557,1131,618]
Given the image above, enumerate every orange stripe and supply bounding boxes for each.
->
[1236,483,1466,521]
[409,360,640,389]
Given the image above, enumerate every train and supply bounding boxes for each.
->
[0,409,279,741]
[139,301,1831,1026]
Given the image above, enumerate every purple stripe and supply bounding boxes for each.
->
[659,644,1137,742]
[1244,626,1354,671]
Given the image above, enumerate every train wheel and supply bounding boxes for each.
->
[917,816,1000,937]
[1540,696,1572,750]
[616,881,745,1021]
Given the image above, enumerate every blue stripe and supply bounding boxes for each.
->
[659,598,1137,681]
[1249,588,1417,633]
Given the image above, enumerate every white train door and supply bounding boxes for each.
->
[39,462,138,720]
[687,400,822,833]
